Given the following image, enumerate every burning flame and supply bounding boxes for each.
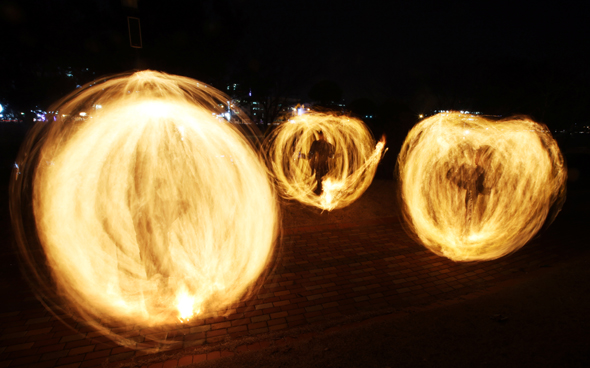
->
[397,112,566,261]
[10,71,278,345]
[264,112,386,211]
[176,289,196,322]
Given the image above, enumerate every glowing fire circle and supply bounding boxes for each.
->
[10,71,278,344]
[264,112,385,211]
[397,112,566,262]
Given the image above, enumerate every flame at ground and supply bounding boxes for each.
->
[10,71,278,345]
[176,289,196,322]
[397,112,566,262]
[264,112,386,211]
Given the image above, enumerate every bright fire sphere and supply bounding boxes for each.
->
[10,71,278,347]
[397,112,566,262]
[264,112,386,211]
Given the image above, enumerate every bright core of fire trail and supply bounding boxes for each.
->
[264,112,386,211]
[10,71,278,346]
[397,112,566,262]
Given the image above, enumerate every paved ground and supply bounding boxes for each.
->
[0,178,588,368]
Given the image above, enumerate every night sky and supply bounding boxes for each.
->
[2,0,589,129]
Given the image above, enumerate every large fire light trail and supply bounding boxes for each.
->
[10,71,278,347]
[397,112,566,262]
[264,112,386,211]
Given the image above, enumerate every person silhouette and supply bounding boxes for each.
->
[308,131,335,195]
[447,145,492,228]
[96,125,185,315]
[127,123,190,314]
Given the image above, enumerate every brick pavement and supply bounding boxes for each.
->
[0,214,582,368]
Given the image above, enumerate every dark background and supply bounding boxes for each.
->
[1,0,590,180]
[0,4,589,367]
[2,0,590,120]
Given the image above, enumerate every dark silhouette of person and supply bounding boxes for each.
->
[447,145,492,226]
[129,124,189,312]
[96,129,179,314]
[308,131,335,195]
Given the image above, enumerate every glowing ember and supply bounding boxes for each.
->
[10,71,278,345]
[176,289,196,322]
[397,112,566,262]
[264,112,386,211]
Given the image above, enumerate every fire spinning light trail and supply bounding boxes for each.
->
[397,112,566,262]
[10,71,278,347]
[264,112,386,211]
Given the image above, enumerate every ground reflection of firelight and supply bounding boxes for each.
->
[264,112,386,211]
[397,112,566,262]
[10,71,278,347]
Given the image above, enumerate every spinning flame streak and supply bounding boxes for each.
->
[10,71,278,347]
[264,112,386,211]
[397,112,566,262]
